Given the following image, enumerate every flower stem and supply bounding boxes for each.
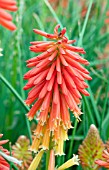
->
[78,0,93,46]
[12,163,19,170]
[82,95,95,124]
[68,119,78,159]
[33,13,47,41]
[17,0,25,99]
[100,84,109,136]
[46,150,50,170]
[44,0,63,29]
[9,142,12,170]
[43,0,68,38]
[0,73,29,112]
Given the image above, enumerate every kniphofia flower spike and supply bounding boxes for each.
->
[95,140,109,169]
[0,134,10,170]
[24,24,92,155]
[79,124,104,170]
[0,0,18,31]
[12,136,33,170]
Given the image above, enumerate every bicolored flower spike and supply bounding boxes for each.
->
[12,136,33,170]
[30,118,68,155]
[95,140,109,169]
[78,124,104,170]
[0,134,10,170]
[0,0,18,31]
[24,24,91,155]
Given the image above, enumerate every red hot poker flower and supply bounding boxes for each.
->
[0,134,10,170]
[24,24,91,123]
[24,25,92,154]
[0,0,18,31]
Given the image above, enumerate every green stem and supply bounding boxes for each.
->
[83,97,88,137]
[0,73,32,144]
[82,95,95,124]
[100,84,109,135]
[87,83,100,125]
[43,0,63,29]
[68,119,78,159]
[43,0,68,38]
[9,142,12,170]
[12,163,19,170]
[46,150,50,170]
[90,57,109,67]
[33,13,47,41]
[17,0,33,144]
[90,67,109,84]
[0,73,29,112]
[78,0,93,46]
[17,0,25,99]
[102,109,109,131]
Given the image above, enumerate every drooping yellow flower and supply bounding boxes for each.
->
[57,154,79,170]
[28,150,44,170]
